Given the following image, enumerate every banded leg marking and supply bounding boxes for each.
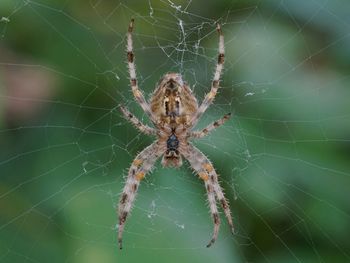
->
[120,105,157,135]
[190,113,231,138]
[118,142,161,249]
[190,23,225,127]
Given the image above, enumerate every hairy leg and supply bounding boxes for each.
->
[204,178,220,247]
[183,143,234,247]
[119,105,157,136]
[118,142,162,249]
[189,23,225,127]
[126,19,157,124]
[190,113,231,139]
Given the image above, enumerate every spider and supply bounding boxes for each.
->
[118,19,234,249]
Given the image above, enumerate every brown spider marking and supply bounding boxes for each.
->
[220,199,228,209]
[120,193,128,204]
[206,183,213,193]
[132,159,143,166]
[119,211,128,224]
[213,212,220,224]
[203,163,214,173]
[127,51,134,63]
[199,172,209,181]
[135,171,145,181]
[210,175,215,183]
[117,19,234,249]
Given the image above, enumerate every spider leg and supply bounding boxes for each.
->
[126,19,157,124]
[182,143,234,247]
[204,177,220,247]
[119,105,157,136]
[189,113,231,139]
[118,142,162,249]
[190,23,225,127]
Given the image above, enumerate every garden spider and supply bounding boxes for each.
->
[118,19,234,249]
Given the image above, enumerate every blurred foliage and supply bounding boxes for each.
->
[0,0,350,262]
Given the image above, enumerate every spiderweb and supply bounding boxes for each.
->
[1,0,350,262]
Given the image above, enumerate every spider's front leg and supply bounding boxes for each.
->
[182,143,234,247]
[190,23,225,127]
[118,142,163,249]
[126,19,157,125]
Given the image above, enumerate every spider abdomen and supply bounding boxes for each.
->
[150,73,198,126]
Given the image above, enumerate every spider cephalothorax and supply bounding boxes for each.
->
[150,73,198,168]
[118,19,234,249]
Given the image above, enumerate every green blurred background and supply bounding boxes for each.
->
[1,0,350,262]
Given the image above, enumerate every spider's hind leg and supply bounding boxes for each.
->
[183,143,234,247]
[118,142,162,249]
[204,178,221,247]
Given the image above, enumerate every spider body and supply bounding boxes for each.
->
[166,133,179,151]
[165,133,180,164]
[150,72,198,126]
[118,19,234,249]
